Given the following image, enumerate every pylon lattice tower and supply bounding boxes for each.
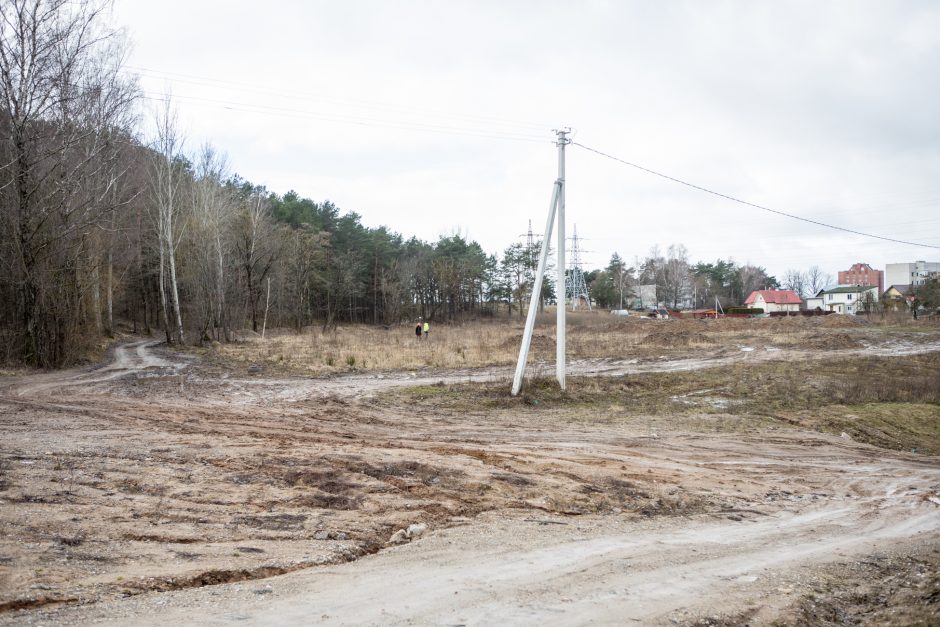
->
[566,224,591,310]
[521,219,536,251]
[519,219,543,303]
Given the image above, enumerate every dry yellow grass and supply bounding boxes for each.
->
[195,310,935,376]
[211,318,535,374]
[204,311,639,374]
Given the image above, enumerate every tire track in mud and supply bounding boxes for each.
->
[176,338,940,403]
[32,475,940,626]
[9,336,938,404]
[6,335,940,403]
[5,340,181,398]
[3,337,940,624]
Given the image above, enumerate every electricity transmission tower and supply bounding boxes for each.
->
[512,128,569,396]
[521,219,537,251]
[519,219,541,303]
[566,224,591,310]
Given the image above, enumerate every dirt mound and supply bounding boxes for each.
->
[817,314,870,328]
[806,332,863,349]
[576,317,650,332]
[709,317,756,331]
[668,319,714,333]
[639,329,715,348]
[769,316,814,329]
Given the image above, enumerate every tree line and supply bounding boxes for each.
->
[0,1,501,366]
[0,1,847,369]
[0,1,567,367]
[587,244,801,311]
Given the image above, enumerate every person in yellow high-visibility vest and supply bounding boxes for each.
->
[422,320,430,339]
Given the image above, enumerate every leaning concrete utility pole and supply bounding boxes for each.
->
[511,128,570,396]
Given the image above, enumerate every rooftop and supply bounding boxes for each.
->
[744,289,802,305]
[819,286,878,295]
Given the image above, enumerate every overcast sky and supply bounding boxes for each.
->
[113,0,940,282]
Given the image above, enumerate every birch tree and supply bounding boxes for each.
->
[150,97,185,344]
[190,143,232,341]
[233,189,277,332]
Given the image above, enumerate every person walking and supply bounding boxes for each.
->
[423,320,430,340]
[415,320,423,340]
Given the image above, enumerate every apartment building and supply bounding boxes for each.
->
[838,262,883,294]
[885,261,940,288]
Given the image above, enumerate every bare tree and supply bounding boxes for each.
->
[0,0,137,365]
[607,253,633,309]
[80,37,139,336]
[190,143,233,342]
[783,268,807,298]
[277,225,326,330]
[150,96,185,344]
[638,245,663,306]
[640,244,691,309]
[663,244,691,309]
[737,264,776,302]
[233,190,277,332]
[806,265,832,296]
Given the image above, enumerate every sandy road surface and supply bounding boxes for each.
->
[2,338,939,625]
[5,340,180,398]
[39,445,940,626]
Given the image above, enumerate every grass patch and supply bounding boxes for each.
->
[778,403,940,454]
[390,352,940,451]
[395,351,940,409]
[404,383,466,402]
[184,313,936,376]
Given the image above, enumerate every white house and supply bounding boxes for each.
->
[743,289,802,313]
[814,285,879,314]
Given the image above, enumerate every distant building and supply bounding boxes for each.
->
[814,285,879,314]
[637,284,657,309]
[743,289,802,313]
[885,261,940,288]
[882,284,913,311]
[838,262,883,294]
[804,294,824,311]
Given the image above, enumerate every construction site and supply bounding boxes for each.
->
[1,313,939,625]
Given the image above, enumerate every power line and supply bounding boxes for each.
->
[571,141,940,250]
[138,91,551,144]
[129,65,552,132]
[127,65,553,136]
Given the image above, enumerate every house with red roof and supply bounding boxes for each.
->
[744,289,802,313]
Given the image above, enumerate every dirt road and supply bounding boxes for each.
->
[5,340,182,398]
[35,441,940,626]
[2,336,939,625]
